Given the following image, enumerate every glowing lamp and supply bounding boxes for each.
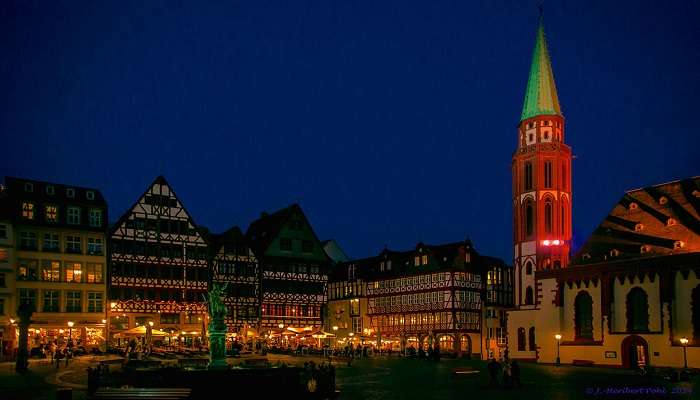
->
[332,326,338,331]
[543,240,551,246]
[110,302,117,308]
[278,323,284,329]
[9,318,15,324]
[552,240,561,245]
[67,321,74,328]
[148,321,154,327]
[102,319,107,324]
[348,332,354,337]
[680,337,689,345]
[554,334,562,340]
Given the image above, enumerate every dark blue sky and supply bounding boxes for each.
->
[2,1,699,262]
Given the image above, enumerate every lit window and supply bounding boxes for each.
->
[610,249,620,257]
[45,205,58,222]
[635,223,644,232]
[67,207,81,225]
[640,245,650,254]
[386,260,392,270]
[89,209,102,227]
[629,202,638,210]
[414,256,420,266]
[667,218,677,227]
[659,196,667,205]
[22,202,35,220]
[674,241,685,250]
[421,255,428,265]
[41,261,61,282]
[64,262,82,283]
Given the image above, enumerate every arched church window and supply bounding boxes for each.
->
[517,328,526,351]
[692,285,700,342]
[528,327,536,351]
[525,203,534,237]
[626,287,649,332]
[525,286,534,305]
[561,204,566,236]
[525,261,532,275]
[545,198,553,234]
[544,161,553,188]
[575,291,594,340]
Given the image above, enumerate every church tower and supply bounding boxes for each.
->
[512,19,572,309]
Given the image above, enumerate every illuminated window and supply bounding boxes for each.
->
[0,249,7,262]
[667,218,677,227]
[66,291,81,312]
[64,262,82,283]
[414,256,420,266]
[86,263,103,283]
[87,292,103,312]
[43,205,58,222]
[18,259,38,280]
[386,260,392,270]
[635,223,644,232]
[89,209,102,227]
[22,202,35,220]
[640,245,650,254]
[421,255,428,265]
[674,241,685,250]
[66,235,81,254]
[41,261,60,282]
[659,196,667,205]
[67,207,81,225]
[43,290,59,312]
[629,202,638,210]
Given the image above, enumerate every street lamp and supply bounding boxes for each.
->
[278,323,284,329]
[68,321,75,346]
[554,334,562,366]
[680,337,689,369]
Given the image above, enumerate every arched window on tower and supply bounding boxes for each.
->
[517,328,526,351]
[525,286,534,305]
[545,198,553,234]
[525,261,533,275]
[692,285,700,342]
[575,291,594,340]
[525,203,534,237]
[562,162,567,190]
[626,287,649,332]
[528,327,536,351]
[544,161,553,188]
[561,204,566,236]
[524,162,533,191]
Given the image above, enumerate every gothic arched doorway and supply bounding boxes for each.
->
[459,334,471,356]
[621,335,648,369]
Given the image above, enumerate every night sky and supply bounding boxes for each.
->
[2,1,699,262]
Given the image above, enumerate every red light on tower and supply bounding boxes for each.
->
[543,240,551,246]
[552,240,561,246]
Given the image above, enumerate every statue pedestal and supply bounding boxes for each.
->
[208,323,228,370]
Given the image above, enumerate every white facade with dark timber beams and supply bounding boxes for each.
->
[108,176,209,342]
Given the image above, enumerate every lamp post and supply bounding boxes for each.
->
[67,321,74,347]
[102,319,108,352]
[680,337,689,369]
[554,334,562,366]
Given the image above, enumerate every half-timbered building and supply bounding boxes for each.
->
[108,176,208,344]
[352,240,508,358]
[246,204,329,331]
[208,226,260,334]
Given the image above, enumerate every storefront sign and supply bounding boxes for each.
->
[604,351,617,359]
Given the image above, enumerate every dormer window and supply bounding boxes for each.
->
[66,188,75,198]
[24,182,34,192]
[634,223,644,232]
[380,261,385,272]
[46,185,55,195]
[421,255,428,265]
[86,191,95,200]
[465,253,471,263]
[610,249,620,257]
[582,253,591,260]
[414,256,420,266]
[629,202,638,210]
[659,196,668,205]
[640,245,650,254]
[386,260,392,271]
[667,218,677,227]
[22,202,35,220]
[674,241,685,250]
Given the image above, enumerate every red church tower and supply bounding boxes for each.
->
[512,19,572,309]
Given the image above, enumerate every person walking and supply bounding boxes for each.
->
[502,358,512,388]
[511,360,522,388]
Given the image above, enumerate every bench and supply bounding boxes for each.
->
[89,388,191,399]
[572,359,594,366]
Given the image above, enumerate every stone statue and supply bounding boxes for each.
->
[205,282,228,370]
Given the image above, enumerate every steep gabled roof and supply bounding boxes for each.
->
[572,176,700,265]
[245,203,326,258]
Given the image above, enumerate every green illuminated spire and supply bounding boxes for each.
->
[520,20,561,122]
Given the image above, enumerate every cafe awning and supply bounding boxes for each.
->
[113,326,169,338]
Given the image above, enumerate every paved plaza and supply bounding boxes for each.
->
[0,354,697,399]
